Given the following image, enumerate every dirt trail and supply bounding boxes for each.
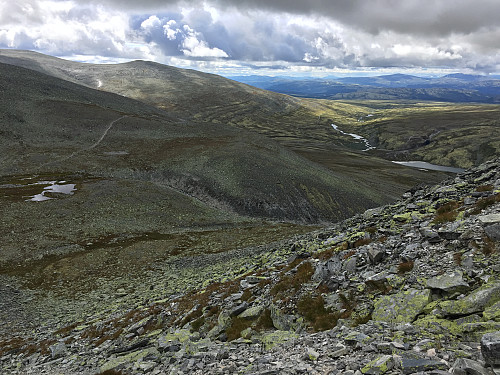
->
[40,115,128,168]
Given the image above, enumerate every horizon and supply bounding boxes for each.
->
[1,1,500,77]
[3,48,500,80]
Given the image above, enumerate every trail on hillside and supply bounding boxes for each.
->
[39,115,128,169]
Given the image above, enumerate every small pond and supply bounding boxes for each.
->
[392,161,465,173]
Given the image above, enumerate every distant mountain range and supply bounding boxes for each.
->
[229,73,500,103]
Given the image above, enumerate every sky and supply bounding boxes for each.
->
[1,0,500,77]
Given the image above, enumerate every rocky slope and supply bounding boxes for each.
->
[1,158,499,374]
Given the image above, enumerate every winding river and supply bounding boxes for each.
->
[331,124,375,151]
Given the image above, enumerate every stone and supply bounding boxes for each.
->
[330,343,349,358]
[426,271,469,294]
[372,289,431,324]
[439,281,500,317]
[230,302,248,317]
[478,214,500,224]
[313,255,342,282]
[451,358,494,375]
[343,256,358,273]
[484,301,500,321]
[306,347,320,361]
[367,246,386,265]
[361,355,393,375]
[395,357,449,374]
[485,224,500,241]
[239,305,264,319]
[49,342,68,359]
[100,348,160,373]
[259,330,298,350]
[344,331,371,346]
[481,332,500,366]
[270,305,301,332]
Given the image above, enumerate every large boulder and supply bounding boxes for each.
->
[372,289,431,324]
[438,281,500,317]
[426,271,469,295]
[481,331,500,366]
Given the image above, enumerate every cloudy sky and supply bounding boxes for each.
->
[1,0,500,76]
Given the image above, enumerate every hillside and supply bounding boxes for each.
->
[1,155,498,374]
[1,50,499,172]
[0,49,456,201]
[2,61,409,263]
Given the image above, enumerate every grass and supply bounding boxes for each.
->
[481,236,498,256]
[226,317,253,341]
[470,193,500,215]
[476,184,494,192]
[398,260,415,274]
[271,261,314,297]
[365,279,392,295]
[297,294,339,332]
[433,200,461,224]
[254,309,274,331]
[353,238,372,248]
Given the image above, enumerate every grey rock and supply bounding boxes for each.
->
[464,197,477,205]
[485,224,500,241]
[439,281,500,317]
[361,355,393,375]
[305,347,320,361]
[245,276,263,284]
[239,305,264,319]
[426,271,469,294]
[230,302,248,317]
[49,342,68,359]
[270,305,300,332]
[396,357,449,374]
[372,288,431,324]
[344,331,371,346]
[481,332,500,366]
[451,358,494,375]
[478,214,500,224]
[367,246,386,265]
[343,256,358,273]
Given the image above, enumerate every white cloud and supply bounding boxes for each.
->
[141,15,161,30]
[1,0,500,74]
[181,25,228,58]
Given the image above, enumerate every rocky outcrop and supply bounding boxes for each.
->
[1,157,499,374]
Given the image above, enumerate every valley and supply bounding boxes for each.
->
[0,50,499,374]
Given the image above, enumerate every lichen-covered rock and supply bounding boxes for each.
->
[372,288,431,324]
[484,301,500,322]
[438,281,500,317]
[239,305,264,319]
[426,271,469,294]
[361,355,393,375]
[481,331,500,366]
[259,330,298,350]
[100,347,160,373]
[270,304,302,332]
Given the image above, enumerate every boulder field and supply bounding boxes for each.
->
[1,158,500,374]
